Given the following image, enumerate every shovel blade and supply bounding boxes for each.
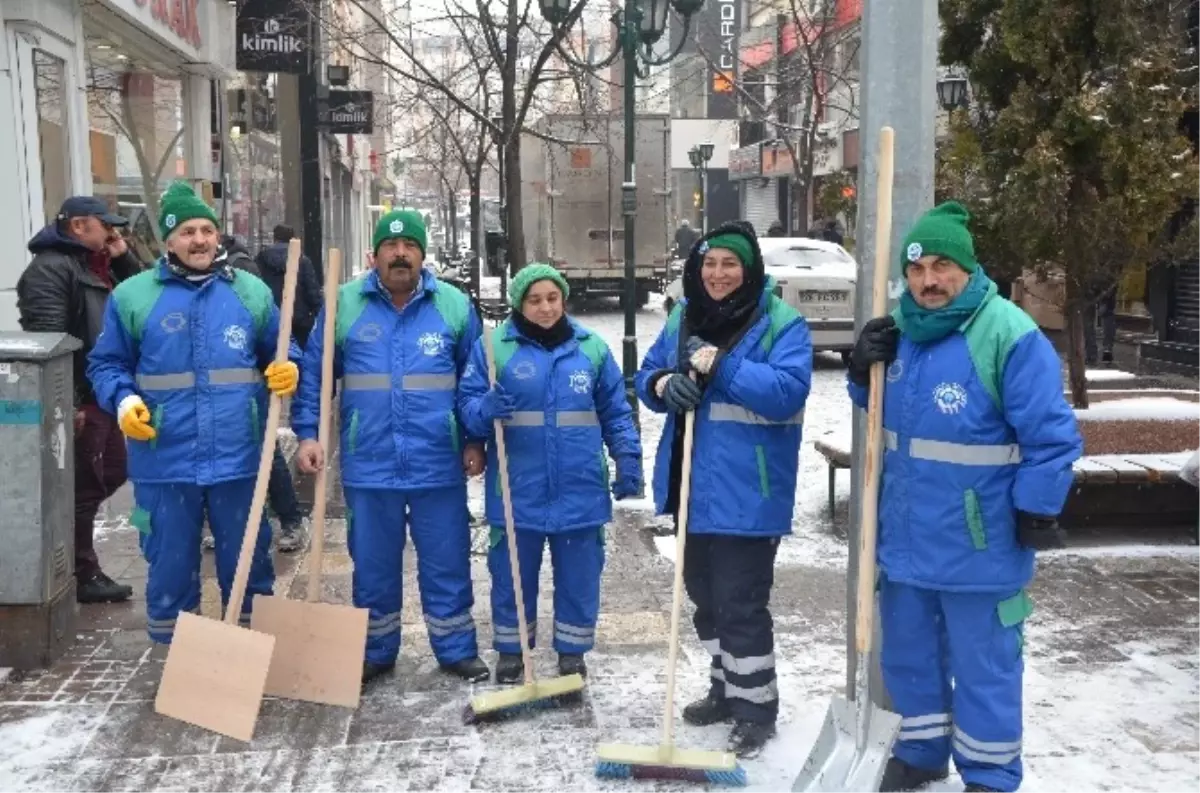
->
[155,612,275,742]
[250,594,369,708]
[792,694,902,792]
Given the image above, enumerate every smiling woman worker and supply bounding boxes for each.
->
[636,221,813,758]
[458,264,642,684]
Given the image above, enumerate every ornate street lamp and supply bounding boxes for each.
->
[688,142,713,234]
[937,75,969,112]
[539,0,708,431]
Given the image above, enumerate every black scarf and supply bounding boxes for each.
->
[512,311,573,350]
[167,250,232,283]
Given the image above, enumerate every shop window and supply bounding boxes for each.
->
[34,51,71,225]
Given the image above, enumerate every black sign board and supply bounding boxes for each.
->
[694,0,741,119]
[236,0,310,74]
[320,90,374,134]
[227,89,278,133]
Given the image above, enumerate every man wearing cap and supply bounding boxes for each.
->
[846,202,1081,792]
[292,209,491,688]
[86,181,297,644]
[18,197,145,604]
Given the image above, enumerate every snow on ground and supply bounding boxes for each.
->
[1086,368,1138,382]
[1075,396,1200,421]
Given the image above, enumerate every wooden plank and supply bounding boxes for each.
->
[1072,457,1119,483]
[1122,454,1184,481]
[813,439,852,468]
[1087,454,1153,484]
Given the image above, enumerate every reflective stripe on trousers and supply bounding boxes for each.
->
[554,620,595,647]
[899,712,952,742]
[883,429,1022,466]
[342,372,457,391]
[503,410,599,427]
[953,726,1022,765]
[424,610,475,637]
[367,611,402,638]
[709,402,804,426]
[135,368,262,390]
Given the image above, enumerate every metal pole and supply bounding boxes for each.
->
[847,0,939,710]
[620,0,641,426]
[247,82,259,248]
[700,164,708,234]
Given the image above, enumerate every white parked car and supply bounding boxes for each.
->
[663,237,858,362]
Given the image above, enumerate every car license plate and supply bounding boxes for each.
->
[798,289,849,303]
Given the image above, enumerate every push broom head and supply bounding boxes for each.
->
[463,674,586,725]
[595,742,748,787]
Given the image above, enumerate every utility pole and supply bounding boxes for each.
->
[847,0,939,710]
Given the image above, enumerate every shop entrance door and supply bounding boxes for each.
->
[10,29,79,242]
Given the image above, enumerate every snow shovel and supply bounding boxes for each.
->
[251,247,369,709]
[153,238,300,742]
[595,374,746,785]
[464,324,585,723]
[792,126,902,792]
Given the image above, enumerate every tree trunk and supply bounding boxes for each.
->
[505,130,525,272]
[1064,282,1090,409]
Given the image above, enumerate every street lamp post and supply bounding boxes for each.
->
[539,0,707,426]
[688,142,714,234]
[936,75,970,112]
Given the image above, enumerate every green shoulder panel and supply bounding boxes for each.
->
[490,319,519,376]
[576,329,610,374]
[665,303,684,336]
[430,281,470,341]
[111,270,165,342]
[335,280,371,346]
[961,295,1039,412]
[761,294,801,354]
[229,271,275,336]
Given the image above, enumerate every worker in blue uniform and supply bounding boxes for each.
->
[457,264,642,683]
[293,210,490,688]
[846,202,1082,792]
[637,221,813,758]
[87,181,297,643]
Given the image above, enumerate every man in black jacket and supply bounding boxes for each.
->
[17,197,144,604]
[254,225,323,348]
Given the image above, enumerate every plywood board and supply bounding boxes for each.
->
[251,595,369,708]
[154,612,274,742]
[1073,457,1119,483]
[1087,455,1154,483]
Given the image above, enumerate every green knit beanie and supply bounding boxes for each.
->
[702,233,754,270]
[508,263,569,309]
[158,181,219,241]
[900,201,979,273]
[373,209,427,255]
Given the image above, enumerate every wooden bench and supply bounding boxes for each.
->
[812,438,1196,525]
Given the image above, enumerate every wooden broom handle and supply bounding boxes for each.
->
[854,127,895,654]
[225,238,300,624]
[662,374,697,751]
[483,324,537,686]
[307,248,342,602]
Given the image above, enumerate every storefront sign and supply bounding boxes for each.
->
[237,0,310,73]
[227,90,278,133]
[695,0,741,119]
[762,141,794,178]
[320,91,374,134]
[728,143,762,181]
[132,0,203,49]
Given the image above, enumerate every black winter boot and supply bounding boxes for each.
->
[558,653,587,678]
[879,757,950,792]
[361,661,395,690]
[440,656,491,682]
[964,785,1000,792]
[494,653,524,684]
[728,720,776,758]
[76,571,133,604]
[681,692,733,726]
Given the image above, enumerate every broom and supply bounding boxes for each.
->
[594,375,747,786]
[463,324,586,724]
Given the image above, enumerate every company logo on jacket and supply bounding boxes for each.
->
[418,331,444,356]
[358,322,382,342]
[932,382,968,414]
[223,324,248,351]
[569,369,592,394]
[161,312,187,333]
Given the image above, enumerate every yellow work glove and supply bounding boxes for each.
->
[264,361,299,397]
[117,395,156,442]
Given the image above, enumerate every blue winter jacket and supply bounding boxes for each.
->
[457,317,642,534]
[86,259,289,485]
[848,291,1082,593]
[636,287,813,536]
[292,268,482,490]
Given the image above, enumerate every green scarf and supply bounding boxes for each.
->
[894,269,996,344]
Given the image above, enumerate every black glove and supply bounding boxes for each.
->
[1017,511,1066,550]
[660,373,703,413]
[848,315,899,387]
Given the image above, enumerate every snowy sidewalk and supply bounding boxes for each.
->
[1,501,1197,792]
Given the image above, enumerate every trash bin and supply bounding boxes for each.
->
[0,332,82,670]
